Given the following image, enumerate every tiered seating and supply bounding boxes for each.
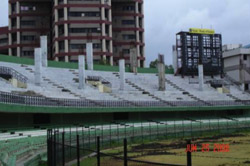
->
[0,136,46,166]
[1,61,250,104]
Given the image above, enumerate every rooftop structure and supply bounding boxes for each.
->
[0,0,145,67]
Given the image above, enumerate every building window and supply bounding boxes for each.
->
[203,35,210,47]
[122,49,130,54]
[21,6,36,11]
[122,6,135,11]
[122,34,136,40]
[69,12,101,17]
[59,41,64,50]
[244,55,247,61]
[21,36,35,41]
[93,43,101,49]
[0,38,8,44]
[70,44,86,50]
[69,28,100,33]
[122,20,135,25]
[22,51,34,56]
[58,9,64,18]
[21,20,36,26]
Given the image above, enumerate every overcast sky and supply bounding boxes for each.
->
[0,0,250,66]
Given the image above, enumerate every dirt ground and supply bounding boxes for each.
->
[79,132,250,166]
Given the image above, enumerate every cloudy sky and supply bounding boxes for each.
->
[0,0,250,66]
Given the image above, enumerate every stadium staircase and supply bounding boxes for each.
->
[21,66,106,107]
[22,65,82,98]
[68,69,137,106]
[224,74,249,104]
[165,77,213,106]
[0,66,28,85]
[112,72,176,106]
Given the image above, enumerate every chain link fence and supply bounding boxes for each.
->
[47,117,250,166]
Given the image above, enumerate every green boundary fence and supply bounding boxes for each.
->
[1,102,250,114]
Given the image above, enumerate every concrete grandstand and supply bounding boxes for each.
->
[0,54,250,126]
[1,54,250,165]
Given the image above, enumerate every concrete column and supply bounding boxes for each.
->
[158,54,166,91]
[8,2,12,56]
[78,55,86,89]
[16,1,21,57]
[141,2,145,67]
[64,0,69,62]
[119,59,125,91]
[87,43,93,70]
[130,48,137,74]
[198,64,204,91]
[101,0,106,61]
[55,0,59,61]
[35,48,42,86]
[135,2,140,67]
[108,0,113,66]
[172,45,177,73]
[41,36,48,67]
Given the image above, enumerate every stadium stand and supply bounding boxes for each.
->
[0,54,250,165]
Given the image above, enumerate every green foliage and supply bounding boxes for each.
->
[149,59,158,68]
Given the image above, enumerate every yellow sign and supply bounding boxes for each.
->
[189,28,215,35]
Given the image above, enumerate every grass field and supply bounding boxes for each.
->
[77,132,250,166]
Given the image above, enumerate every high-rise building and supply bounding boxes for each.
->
[174,28,223,76]
[0,0,145,67]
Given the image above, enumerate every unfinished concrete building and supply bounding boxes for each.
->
[0,0,145,67]
[223,44,250,91]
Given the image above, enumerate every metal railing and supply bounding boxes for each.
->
[0,91,250,108]
[0,66,28,83]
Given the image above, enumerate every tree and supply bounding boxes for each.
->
[166,65,173,70]
[149,59,158,68]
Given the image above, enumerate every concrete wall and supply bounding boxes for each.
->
[223,49,250,86]
[0,110,247,129]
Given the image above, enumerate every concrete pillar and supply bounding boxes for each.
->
[198,64,204,91]
[119,59,125,91]
[172,45,177,74]
[135,2,140,67]
[8,2,12,56]
[101,0,106,61]
[35,48,42,86]
[87,43,93,70]
[78,55,86,89]
[64,0,69,62]
[108,0,113,66]
[16,1,21,57]
[54,0,59,60]
[41,36,48,67]
[141,2,145,67]
[130,48,137,74]
[158,54,166,91]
